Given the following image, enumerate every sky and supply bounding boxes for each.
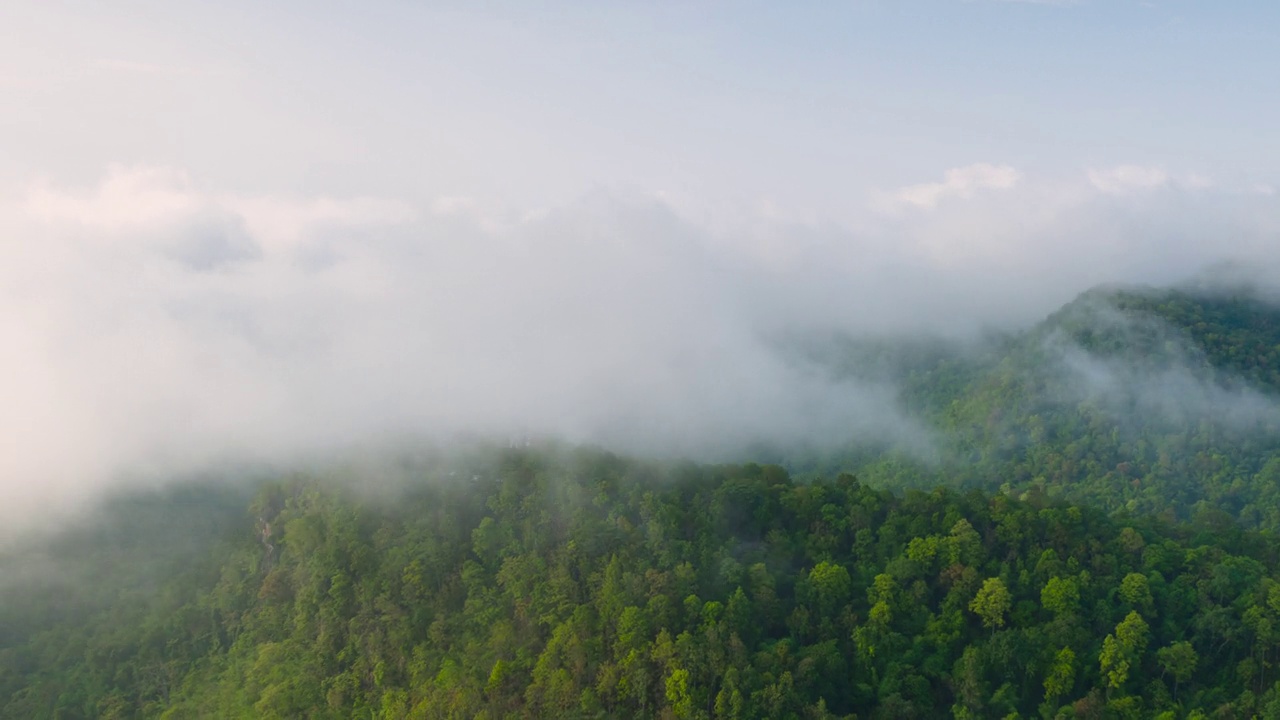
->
[4,1,1279,207]
[2,0,1280,532]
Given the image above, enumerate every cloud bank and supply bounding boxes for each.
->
[2,163,1279,535]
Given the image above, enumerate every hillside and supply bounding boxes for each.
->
[7,285,1280,718]
[5,447,1280,719]
[802,285,1280,529]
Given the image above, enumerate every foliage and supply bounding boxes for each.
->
[7,447,1280,718]
[804,286,1280,533]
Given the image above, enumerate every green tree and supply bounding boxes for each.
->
[1043,646,1075,704]
[1041,576,1080,617]
[807,561,852,617]
[1099,611,1150,694]
[1119,573,1153,612]
[1156,641,1197,700]
[970,577,1012,630]
[665,667,695,719]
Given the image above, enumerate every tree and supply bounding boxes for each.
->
[1043,647,1076,704]
[970,577,1012,631]
[1156,641,1197,700]
[807,561,851,617]
[1099,612,1149,694]
[664,667,695,719]
[1119,573,1153,612]
[1098,636,1130,694]
[1041,576,1080,617]
[948,519,983,566]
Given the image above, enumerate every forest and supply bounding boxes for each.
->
[801,286,1280,529]
[6,285,1280,719]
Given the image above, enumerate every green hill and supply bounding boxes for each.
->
[802,284,1280,530]
[5,447,1280,719]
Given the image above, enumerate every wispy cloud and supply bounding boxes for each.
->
[1086,165,1228,195]
[1088,165,1169,194]
[887,163,1021,210]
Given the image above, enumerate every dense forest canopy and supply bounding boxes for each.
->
[7,285,1280,718]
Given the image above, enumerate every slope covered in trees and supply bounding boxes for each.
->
[5,447,1280,719]
[804,285,1280,530]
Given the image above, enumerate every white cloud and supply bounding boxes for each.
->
[1087,165,1230,195]
[1183,173,1214,189]
[4,163,1280,539]
[1,169,944,536]
[889,163,1021,210]
[26,165,201,231]
[1088,165,1169,194]
[226,195,416,250]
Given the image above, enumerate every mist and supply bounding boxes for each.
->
[1045,299,1280,436]
[5,0,1280,536]
[1,163,1279,536]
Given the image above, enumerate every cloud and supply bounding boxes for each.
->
[888,163,1021,210]
[1088,165,1169,195]
[1087,165,1237,196]
[27,166,202,231]
[1038,299,1280,442]
[0,168,943,537]
[3,163,1280,539]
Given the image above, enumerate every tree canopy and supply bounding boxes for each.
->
[5,446,1280,718]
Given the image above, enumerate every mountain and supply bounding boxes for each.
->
[798,284,1280,530]
[7,283,1280,718]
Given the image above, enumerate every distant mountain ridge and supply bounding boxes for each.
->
[799,283,1280,529]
